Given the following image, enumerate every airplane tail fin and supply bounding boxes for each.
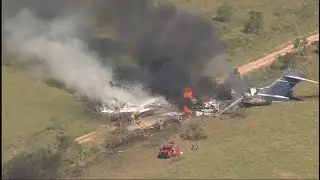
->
[255,71,318,100]
[283,72,319,84]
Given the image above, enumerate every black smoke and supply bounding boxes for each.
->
[3,0,248,102]
[92,0,247,99]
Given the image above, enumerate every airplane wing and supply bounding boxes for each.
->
[216,97,243,116]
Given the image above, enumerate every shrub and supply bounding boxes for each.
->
[180,124,207,141]
[105,129,146,149]
[2,148,60,179]
[293,37,310,59]
[243,10,264,35]
[269,52,297,71]
[2,133,87,179]
[215,3,233,22]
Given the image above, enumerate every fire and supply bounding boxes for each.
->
[184,87,194,100]
[183,105,192,114]
[183,87,194,115]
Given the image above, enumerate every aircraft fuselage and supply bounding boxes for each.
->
[241,96,272,107]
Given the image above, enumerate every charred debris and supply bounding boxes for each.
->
[78,69,246,133]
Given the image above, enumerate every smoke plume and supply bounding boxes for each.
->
[3,0,248,105]
[90,0,248,98]
[2,8,155,106]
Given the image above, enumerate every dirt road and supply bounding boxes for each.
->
[238,33,319,75]
[75,124,117,144]
[75,32,319,144]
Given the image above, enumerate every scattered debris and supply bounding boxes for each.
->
[191,144,199,151]
[76,70,318,146]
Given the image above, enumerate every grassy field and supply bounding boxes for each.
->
[82,46,319,179]
[2,0,318,178]
[169,0,319,66]
[2,66,107,163]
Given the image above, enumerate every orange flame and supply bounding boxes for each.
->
[183,105,192,115]
[184,87,194,100]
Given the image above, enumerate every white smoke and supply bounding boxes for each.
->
[3,9,161,106]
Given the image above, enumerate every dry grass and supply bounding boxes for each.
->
[170,0,319,65]
[2,0,318,178]
[81,47,318,179]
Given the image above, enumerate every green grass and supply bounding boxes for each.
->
[2,66,105,163]
[170,0,319,66]
[81,49,319,179]
[2,0,318,177]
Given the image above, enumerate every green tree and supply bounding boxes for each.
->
[270,53,297,71]
[215,3,233,22]
[3,148,62,179]
[293,37,309,59]
[243,10,264,35]
[293,37,308,52]
[2,133,87,179]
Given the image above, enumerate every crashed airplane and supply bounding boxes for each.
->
[215,71,319,115]
[88,70,318,121]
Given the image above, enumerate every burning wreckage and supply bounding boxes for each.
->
[83,70,318,131]
[83,87,232,133]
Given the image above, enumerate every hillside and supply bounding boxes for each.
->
[170,0,319,65]
[2,0,319,179]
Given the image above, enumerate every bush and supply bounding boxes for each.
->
[293,38,308,51]
[2,148,60,179]
[180,124,207,141]
[1,133,89,179]
[269,53,297,71]
[243,10,264,35]
[215,3,233,22]
[293,37,310,59]
[105,129,146,149]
